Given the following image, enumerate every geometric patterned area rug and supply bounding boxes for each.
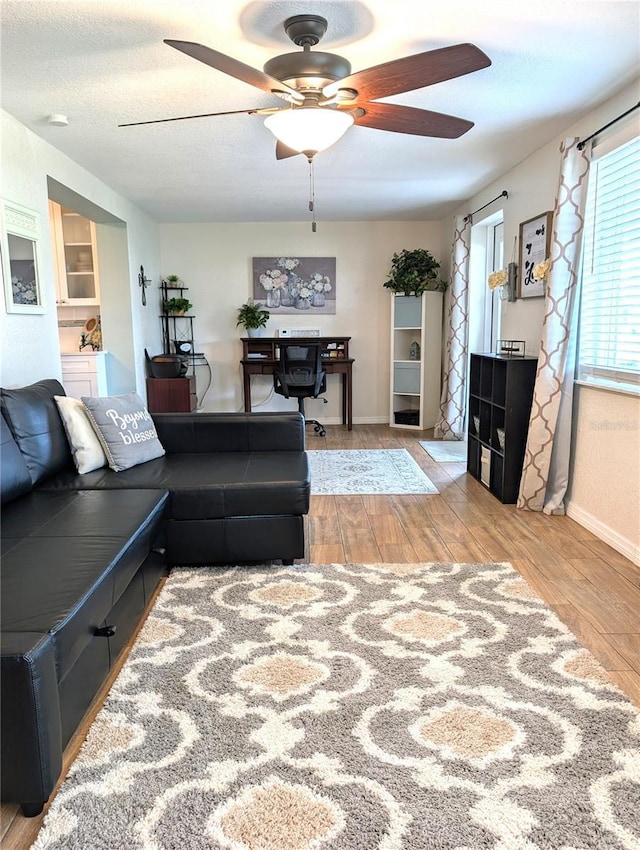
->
[32,563,640,850]
[308,449,438,494]
[419,439,467,463]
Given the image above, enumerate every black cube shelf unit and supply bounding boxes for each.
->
[467,353,538,503]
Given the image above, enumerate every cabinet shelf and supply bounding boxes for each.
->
[49,201,100,305]
[467,353,537,503]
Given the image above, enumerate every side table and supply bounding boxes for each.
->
[146,376,197,413]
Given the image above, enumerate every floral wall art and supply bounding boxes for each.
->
[252,257,336,314]
[2,200,44,314]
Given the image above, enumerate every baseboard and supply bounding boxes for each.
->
[566,501,640,566]
[310,415,390,425]
[353,416,392,425]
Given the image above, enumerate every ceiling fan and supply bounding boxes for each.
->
[120,14,491,160]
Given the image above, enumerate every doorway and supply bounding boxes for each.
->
[47,178,135,396]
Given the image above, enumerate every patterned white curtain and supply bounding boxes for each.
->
[435,215,471,440]
[518,138,591,514]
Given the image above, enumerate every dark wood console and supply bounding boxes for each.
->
[241,336,354,429]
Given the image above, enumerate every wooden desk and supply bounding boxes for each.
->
[241,336,354,430]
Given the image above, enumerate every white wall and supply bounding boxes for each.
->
[158,221,442,423]
[1,112,62,385]
[570,387,639,563]
[1,109,162,394]
[446,81,640,561]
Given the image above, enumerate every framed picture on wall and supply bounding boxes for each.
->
[1,199,45,314]
[252,257,336,315]
[518,211,552,298]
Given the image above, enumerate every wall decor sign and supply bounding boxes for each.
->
[518,211,553,298]
[252,257,336,314]
[1,199,44,314]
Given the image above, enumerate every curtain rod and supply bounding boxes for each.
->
[464,190,508,223]
[577,101,640,150]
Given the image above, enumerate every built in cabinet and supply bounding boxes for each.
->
[49,201,100,305]
[61,352,109,398]
[467,353,537,503]
[390,292,443,430]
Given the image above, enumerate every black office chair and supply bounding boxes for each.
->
[274,343,327,437]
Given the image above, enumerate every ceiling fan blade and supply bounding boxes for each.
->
[324,43,490,102]
[275,141,303,160]
[119,106,281,128]
[353,102,473,139]
[164,39,303,102]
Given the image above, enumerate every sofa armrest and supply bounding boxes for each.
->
[1,632,62,813]
[152,412,306,454]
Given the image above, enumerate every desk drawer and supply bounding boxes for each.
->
[243,362,274,375]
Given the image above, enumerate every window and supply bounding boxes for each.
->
[577,133,640,394]
[468,213,503,358]
[486,219,504,351]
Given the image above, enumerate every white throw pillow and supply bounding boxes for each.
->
[54,394,108,474]
[81,392,165,472]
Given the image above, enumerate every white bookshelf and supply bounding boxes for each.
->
[390,292,443,430]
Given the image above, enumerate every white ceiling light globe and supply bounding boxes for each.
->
[264,107,354,156]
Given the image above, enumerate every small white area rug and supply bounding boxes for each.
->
[419,439,467,463]
[308,449,438,495]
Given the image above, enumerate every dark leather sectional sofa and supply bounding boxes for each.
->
[0,379,310,816]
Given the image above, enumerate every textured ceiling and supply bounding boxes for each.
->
[1,0,639,222]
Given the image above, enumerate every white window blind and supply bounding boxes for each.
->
[577,133,640,394]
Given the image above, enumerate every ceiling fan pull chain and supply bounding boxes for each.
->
[309,158,317,232]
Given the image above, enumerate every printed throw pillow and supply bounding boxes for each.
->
[81,392,165,472]
[54,395,107,474]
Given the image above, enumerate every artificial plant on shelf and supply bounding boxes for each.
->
[383,248,447,296]
[163,296,193,316]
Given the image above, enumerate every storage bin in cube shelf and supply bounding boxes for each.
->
[394,409,420,426]
[393,362,421,394]
[480,446,491,487]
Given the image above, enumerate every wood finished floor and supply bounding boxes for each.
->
[2,423,639,848]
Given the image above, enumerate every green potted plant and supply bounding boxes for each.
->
[383,248,447,296]
[163,274,181,285]
[236,299,270,337]
[163,296,192,316]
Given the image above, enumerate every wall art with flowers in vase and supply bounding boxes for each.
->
[252,257,336,315]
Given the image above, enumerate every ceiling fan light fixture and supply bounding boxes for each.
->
[264,107,354,156]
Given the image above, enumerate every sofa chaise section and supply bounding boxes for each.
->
[1,476,168,816]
